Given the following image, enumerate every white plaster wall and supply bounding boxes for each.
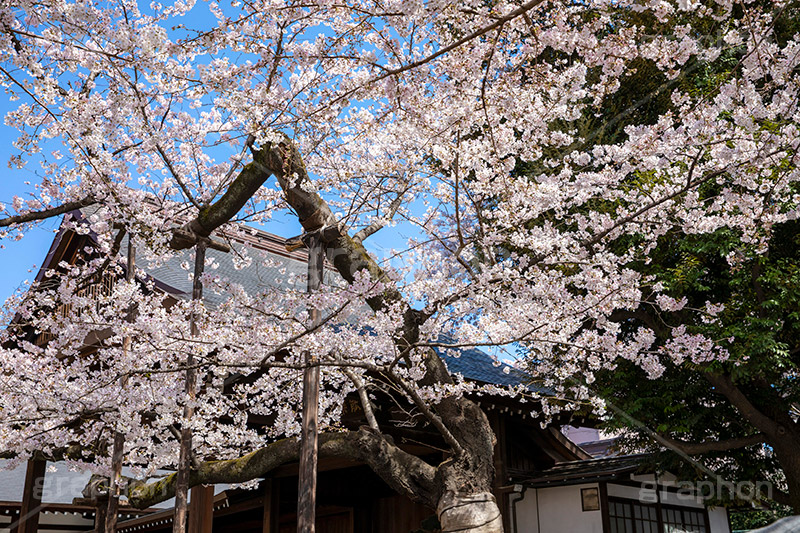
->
[514,488,539,533]
[515,483,729,533]
[607,482,704,509]
[660,488,704,509]
[608,482,652,502]
[708,507,730,533]
[516,484,603,533]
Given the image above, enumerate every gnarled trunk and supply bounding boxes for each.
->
[128,136,508,531]
[437,491,503,533]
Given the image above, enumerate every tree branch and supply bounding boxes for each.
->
[608,307,670,339]
[155,145,202,210]
[353,190,406,244]
[344,369,380,431]
[125,428,436,509]
[581,167,728,249]
[704,372,784,438]
[656,432,765,454]
[168,150,273,250]
[0,196,96,228]
[387,368,465,456]
[374,0,546,81]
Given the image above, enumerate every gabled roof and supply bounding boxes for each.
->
[42,210,530,390]
[118,225,327,307]
[579,437,621,458]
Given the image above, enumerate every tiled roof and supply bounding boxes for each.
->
[435,344,527,388]
[73,209,531,389]
[120,231,335,308]
[522,454,651,487]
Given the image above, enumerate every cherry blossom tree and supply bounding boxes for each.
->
[1,0,800,530]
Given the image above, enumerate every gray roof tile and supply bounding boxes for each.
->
[80,211,529,389]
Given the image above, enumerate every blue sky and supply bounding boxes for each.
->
[0,1,421,309]
[0,114,62,303]
[0,104,409,307]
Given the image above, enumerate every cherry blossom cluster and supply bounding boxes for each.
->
[0,0,796,483]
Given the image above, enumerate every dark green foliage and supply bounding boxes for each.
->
[730,506,793,531]
[506,0,800,510]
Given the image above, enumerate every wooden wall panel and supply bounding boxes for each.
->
[370,495,433,533]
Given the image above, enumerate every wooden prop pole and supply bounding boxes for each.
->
[297,234,324,533]
[106,237,135,532]
[173,240,207,533]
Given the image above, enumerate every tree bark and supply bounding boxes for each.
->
[437,492,503,533]
[705,372,800,513]
[0,196,95,227]
[126,429,436,509]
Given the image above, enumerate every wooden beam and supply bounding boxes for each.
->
[174,240,207,533]
[187,485,214,533]
[11,459,46,533]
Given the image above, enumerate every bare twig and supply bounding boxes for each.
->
[344,369,380,430]
[353,190,406,243]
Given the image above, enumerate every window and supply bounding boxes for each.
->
[609,500,659,533]
[662,507,706,533]
[633,502,659,533]
[609,500,633,533]
[608,498,707,533]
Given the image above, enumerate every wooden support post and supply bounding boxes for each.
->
[297,234,324,533]
[599,482,611,533]
[262,478,279,533]
[106,237,135,533]
[174,240,207,533]
[188,485,214,533]
[95,495,109,533]
[11,459,46,533]
[490,414,510,533]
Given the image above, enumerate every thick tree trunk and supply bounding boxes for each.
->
[769,440,800,513]
[257,136,504,527]
[437,492,503,533]
[705,373,800,513]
